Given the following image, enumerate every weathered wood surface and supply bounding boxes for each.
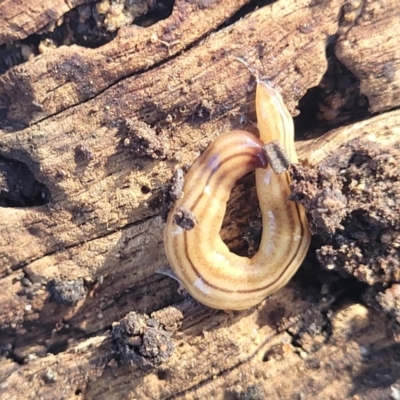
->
[335,0,400,113]
[1,0,400,399]
[0,0,87,44]
[0,0,250,124]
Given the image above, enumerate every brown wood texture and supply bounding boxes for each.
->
[0,0,90,44]
[1,0,400,399]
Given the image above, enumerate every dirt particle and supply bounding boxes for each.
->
[151,305,184,332]
[173,207,197,230]
[124,119,168,160]
[21,277,33,287]
[43,368,58,384]
[290,165,347,236]
[111,311,174,370]
[287,308,330,353]
[291,139,400,290]
[47,278,87,306]
[231,384,265,400]
[74,144,94,163]
[38,38,57,54]
[264,140,291,174]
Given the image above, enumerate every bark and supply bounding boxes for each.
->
[1,0,400,399]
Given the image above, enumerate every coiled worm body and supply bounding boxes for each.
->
[164,81,311,310]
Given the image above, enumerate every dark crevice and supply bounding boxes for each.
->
[135,0,174,27]
[283,272,369,356]
[294,39,370,139]
[46,340,69,356]
[218,0,276,29]
[0,155,51,207]
[221,171,261,257]
[0,0,175,75]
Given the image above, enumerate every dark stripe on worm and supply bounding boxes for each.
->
[188,150,266,213]
[181,171,305,295]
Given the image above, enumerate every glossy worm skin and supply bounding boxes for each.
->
[164,81,311,310]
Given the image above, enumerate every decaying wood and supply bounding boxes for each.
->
[0,0,87,44]
[1,0,400,399]
[0,0,250,125]
[335,0,400,113]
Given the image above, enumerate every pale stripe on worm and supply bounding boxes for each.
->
[164,81,311,310]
